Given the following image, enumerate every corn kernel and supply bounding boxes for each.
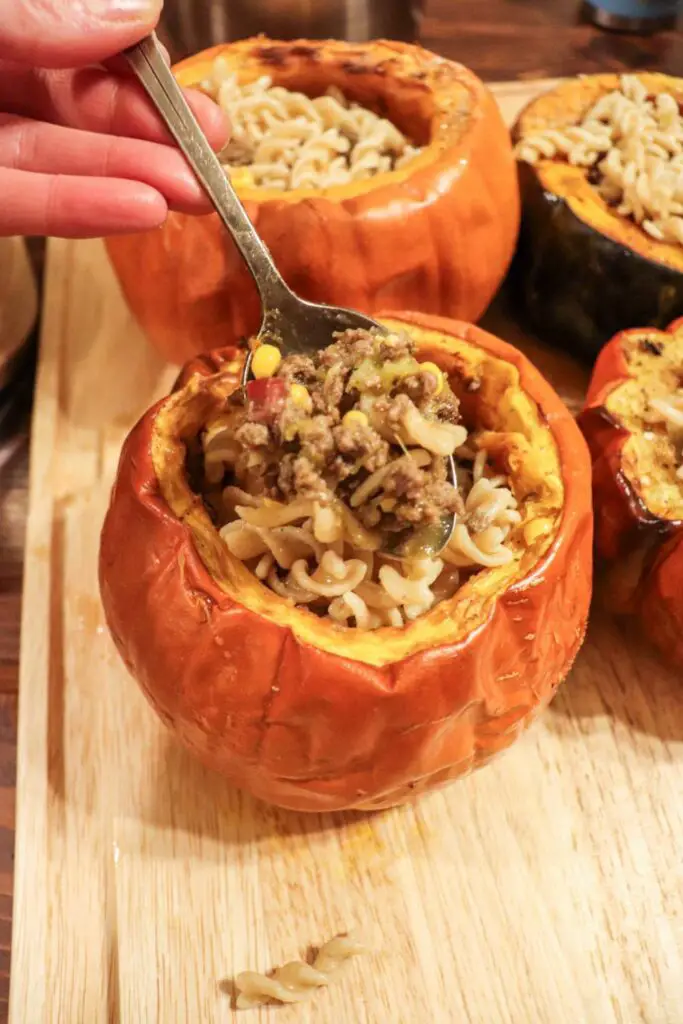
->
[290,383,312,411]
[342,410,369,429]
[419,361,444,396]
[524,518,553,545]
[379,498,396,512]
[283,422,301,443]
[228,167,255,190]
[251,344,282,379]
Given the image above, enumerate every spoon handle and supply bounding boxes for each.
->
[123,34,291,313]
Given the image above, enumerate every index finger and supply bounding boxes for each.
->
[0,61,228,150]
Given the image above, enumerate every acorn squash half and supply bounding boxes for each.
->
[513,73,683,362]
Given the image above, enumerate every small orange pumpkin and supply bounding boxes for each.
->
[99,312,592,812]
[105,38,520,364]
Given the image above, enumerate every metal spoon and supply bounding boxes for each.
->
[123,34,456,558]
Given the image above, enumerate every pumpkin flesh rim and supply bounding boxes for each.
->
[151,318,566,667]
[513,72,683,274]
[588,320,683,524]
[175,37,478,204]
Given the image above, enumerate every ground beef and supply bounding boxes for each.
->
[393,485,462,526]
[433,392,461,423]
[291,456,331,502]
[314,362,347,417]
[383,456,425,500]
[330,423,390,481]
[318,328,377,369]
[395,369,440,407]
[275,402,304,444]
[426,480,464,516]
[234,421,270,449]
[380,392,414,432]
[277,453,331,502]
[376,331,414,363]
[275,454,295,498]
[297,414,336,467]
[277,353,318,386]
[383,459,464,526]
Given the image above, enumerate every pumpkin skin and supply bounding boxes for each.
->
[105,38,519,364]
[99,312,593,812]
[512,73,683,362]
[579,317,683,666]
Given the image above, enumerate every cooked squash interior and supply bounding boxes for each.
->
[604,325,683,521]
[151,321,565,667]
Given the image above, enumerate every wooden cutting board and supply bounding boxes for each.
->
[10,80,683,1024]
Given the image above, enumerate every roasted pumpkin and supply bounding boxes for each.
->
[513,73,683,362]
[99,312,593,812]
[105,38,519,365]
[579,317,683,666]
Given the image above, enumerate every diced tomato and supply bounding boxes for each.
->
[246,376,286,421]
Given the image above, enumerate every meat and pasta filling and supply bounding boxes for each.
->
[194,328,521,630]
[200,57,421,191]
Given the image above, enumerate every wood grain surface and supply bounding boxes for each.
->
[8,79,683,1024]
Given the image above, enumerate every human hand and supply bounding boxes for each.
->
[0,0,229,238]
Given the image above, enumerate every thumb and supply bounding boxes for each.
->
[0,0,163,69]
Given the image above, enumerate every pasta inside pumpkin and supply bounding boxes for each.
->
[515,73,683,253]
[152,320,565,663]
[201,57,423,191]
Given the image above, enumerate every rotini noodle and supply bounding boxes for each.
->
[515,74,683,247]
[202,58,421,192]
[234,932,368,1010]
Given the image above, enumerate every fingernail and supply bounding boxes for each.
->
[87,0,162,21]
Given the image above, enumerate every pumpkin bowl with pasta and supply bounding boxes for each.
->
[105,37,519,364]
[99,312,592,812]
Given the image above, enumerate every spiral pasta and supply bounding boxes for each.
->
[515,75,683,247]
[217,443,519,628]
[234,932,368,1010]
[203,327,522,630]
[202,58,421,191]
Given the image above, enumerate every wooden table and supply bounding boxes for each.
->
[0,1,680,1017]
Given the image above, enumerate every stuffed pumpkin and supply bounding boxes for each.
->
[106,37,519,364]
[100,312,593,812]
[579,317,683,666]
